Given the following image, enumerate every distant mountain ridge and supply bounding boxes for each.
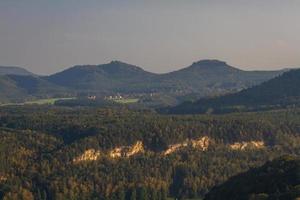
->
[46,61,156,92]
[45,59,285,95]
[0,66,34,76]
[165,68,300,114]
[0,60,287,104]
[0,75,69,102]
[154,60,285,95]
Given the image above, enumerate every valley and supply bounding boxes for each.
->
[2,1,300,199]
[0,61,300,200]
[0,60,285,108]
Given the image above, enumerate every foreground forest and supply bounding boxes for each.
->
[1,106,300,199]
[205,156,300,200]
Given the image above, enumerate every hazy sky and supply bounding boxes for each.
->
[0,0,300,75]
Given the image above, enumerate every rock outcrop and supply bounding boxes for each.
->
[109,141,144,159]
[109,147,123,158]
[163,142,189,155]
[163,136,211,155]
[191,136,210,151]
[72,138,211,163]
[126,141,144,157]
[73,149,101,163]
[229,141,265,150]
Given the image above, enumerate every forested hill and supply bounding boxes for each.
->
[0,60,286,103]
[1,106,300,199]
[0,75,68,102]
[205,156,300,200]
[45,61,156,92]
[0,76,29,102]
[165,68,300,114]
[0,66,34,76]
[45,59,285,95]
[155,60,284,95]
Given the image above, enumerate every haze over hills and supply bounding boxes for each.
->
[166,68,300,114]
[0,76,29,102]
[0,75,69,102]
[0,60,287,104]
[45,59,285,95]
[153,60,285,96]
[45,61,156,93]
[0,66,34,76]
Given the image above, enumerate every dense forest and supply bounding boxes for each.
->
[1,105,300,199]
[165,69,300,114]
[205,156,300,200]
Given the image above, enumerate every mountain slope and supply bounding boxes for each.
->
[0,75,69,103]
[46,60,284,97]
[0,76,28,102]
[0,66,34,76]
[154,60,284,96]
[8,75,69,95]
[46,61,156,93]
[204,156,300,200]
[165,68,300,114]
[0,60,287,104]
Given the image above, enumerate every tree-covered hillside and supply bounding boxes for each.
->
[0,75,70,103]
[1,106,300,199]
[165,68,300,114]
[45,61,156,93]
[0,60,285,105]
[205,156,300,200]
[0,66,34,76]
[46,60,284,97]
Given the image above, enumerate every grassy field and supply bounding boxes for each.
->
[0,97,76,106]
[113,98,139,104]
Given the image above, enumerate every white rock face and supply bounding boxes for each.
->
[229,141,265,150]
[109,141,144,159]
[72,138,212,163]
[191,136,210,151]
[126,141,144,157]
[73,149,101,163]
[71,138,266,164]
[109,147,123,158]
[163,142,189,155]
[163,136,211,155]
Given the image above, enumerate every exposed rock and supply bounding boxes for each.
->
[126,141,144,157]
[163,136,211,155]
[191,136,210,151]
[163,142,189,155]
[229,141,265,150]
[109,147,123,158]
[72,138,211,162]
[73,149,101,163]
[109,141,144,159]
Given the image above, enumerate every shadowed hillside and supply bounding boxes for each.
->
[0,60,286,104]
[0,66,34,76]
[45,59,285,96]
[205,156,300,200]
[165,68,300,114]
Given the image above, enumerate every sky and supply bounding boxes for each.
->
[0,0,300,75]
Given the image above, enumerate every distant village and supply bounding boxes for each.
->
[87,94,125,101]
[87,93,156,101]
